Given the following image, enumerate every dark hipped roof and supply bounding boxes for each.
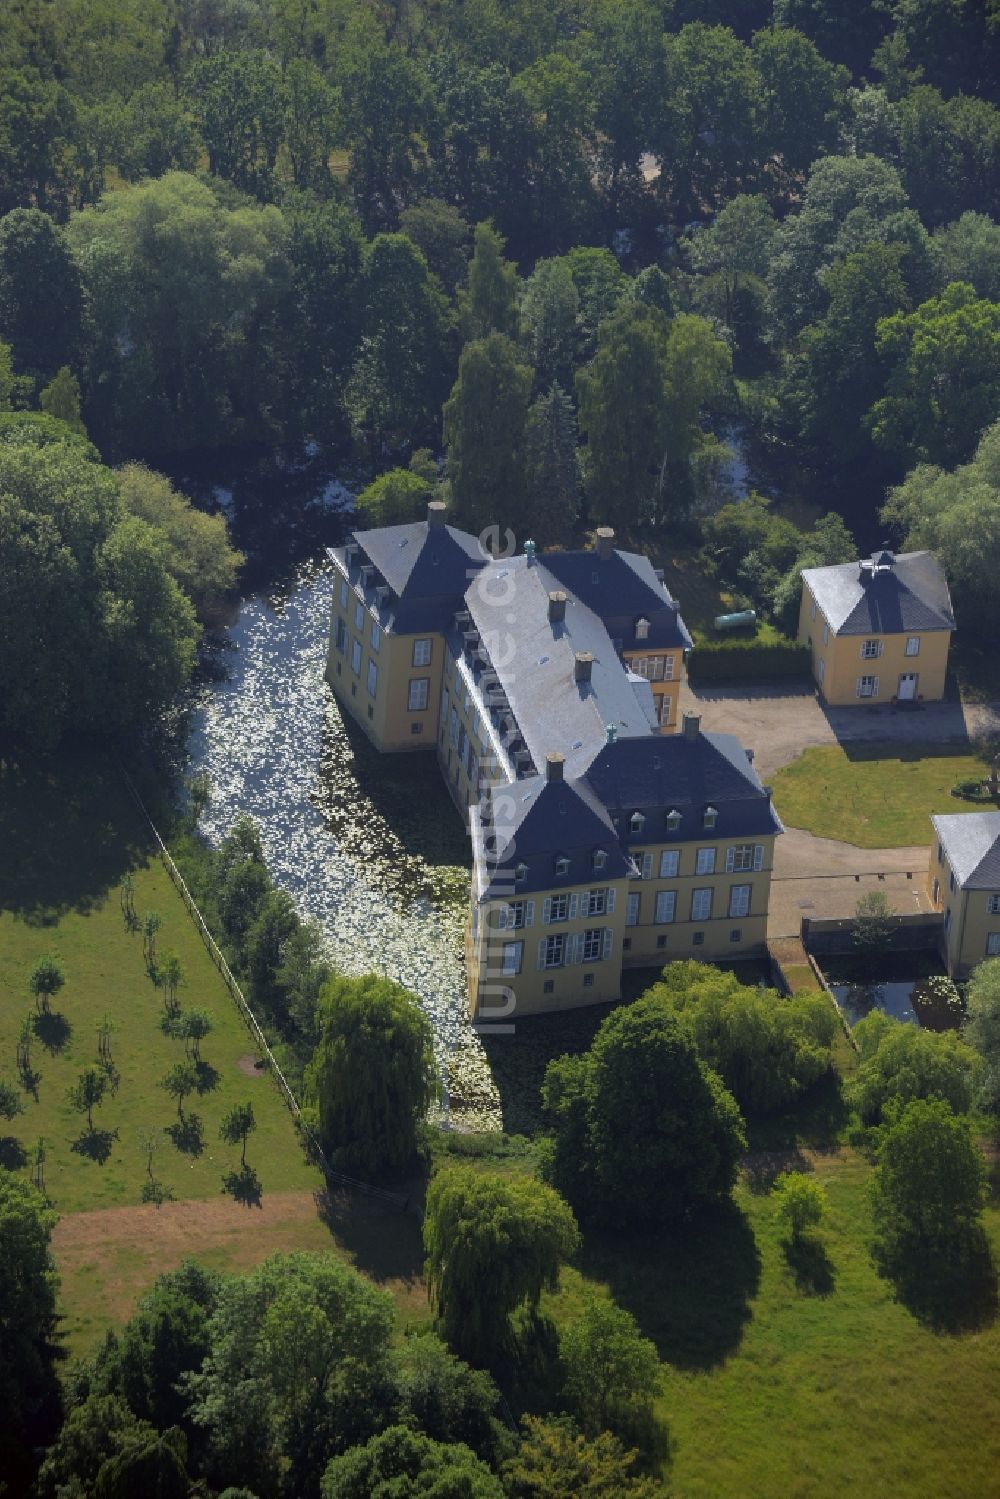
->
[802,551,954,637]
[475,775,633,899]
[542,547,693,652]
[582,730,784,845]
[351,518,487,633]
[931,811,1000,890]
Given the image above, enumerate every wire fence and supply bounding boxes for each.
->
[118,763,417,1215]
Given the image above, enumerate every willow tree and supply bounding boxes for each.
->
[423,1168,579,1365]
[305,975,437,1174]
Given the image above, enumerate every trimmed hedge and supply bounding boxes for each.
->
[687,635,810,683]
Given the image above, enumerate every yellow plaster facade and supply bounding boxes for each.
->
[798,581,951,706]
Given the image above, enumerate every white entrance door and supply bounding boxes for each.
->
[898,672,918,701]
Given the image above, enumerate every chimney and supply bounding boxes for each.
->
[427,500,446,529]
[546,752,565,783]
[548,590,567,624]
[605,723,619,745]
[574,651,594,684]
[682,712,700,741]
[524,539,537,565]
[595,527,615,561]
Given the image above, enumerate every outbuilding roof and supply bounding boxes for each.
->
[931,810,1000,890]
[802,550,954,637]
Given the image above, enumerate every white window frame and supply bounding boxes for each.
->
[582,928,603,963]
[665,809,681,832]
[726,844,764,874]
[856,675,879,699]
[412,638,432,667]
[541,934,565,969]
[354,601,365,630]
[729,884,751,918]
[703,807,718,829]
[408,677,429,711]
[366,660,378,697]
[370,620,381,652]
[988,895,1000,915]
[655,890,676,924]
[810,599,817,621]
[691,887,713,922]
[860,639,883,660]
[695,848,716,875]
[585,888,607,916]
[351,639,362,676]
[501,940,523,976]
[822,622,830,645]
[659,850,680,878]
[626,892,640,927]
[593,849,607,871]
[630,811,645,833]
[987,932,1000,956]
[905,636,921,657]
[335,616,347,654]
[340,579,349,608]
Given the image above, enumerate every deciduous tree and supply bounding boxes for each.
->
[444,331,533,535]
[321,1425,504,1498]
[0,1170,61,1450]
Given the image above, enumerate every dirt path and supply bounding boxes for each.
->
[54,1188,428,1354]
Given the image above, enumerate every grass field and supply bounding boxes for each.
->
[543,1147,1000,1498]
[0,755,321,1218]
[771,741,996,847]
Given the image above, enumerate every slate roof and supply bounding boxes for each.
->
[931,811,1000,890]
[541,547,693,651]
[464,555,659,780]
[802,551,955,637]
[348,518,487,633]
[474,775,632,899]
[581,731,784,846]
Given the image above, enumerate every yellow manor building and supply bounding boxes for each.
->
[929,811,1000,978]
[798,548,955,706]
[326,505,782,1022]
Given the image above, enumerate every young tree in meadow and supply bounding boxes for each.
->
[559,1297,661,1440]
[181,1009,212,1062]
[70,1066,108,1131]
[220,1103,257,1167]
[0,1077,24,1122]
[424,1168,579,1365]
[305,975,437,1173]
[159,953,183,1014]
[141,912,161,971]
[28,955,64,1015]
[773,1172,827,1243]
[161,1062,198,1121]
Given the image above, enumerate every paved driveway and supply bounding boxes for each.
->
[676,680,1000,937]
[679,681,1000,781]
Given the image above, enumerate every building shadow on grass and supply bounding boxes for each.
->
[579,1199,761,1371]
[0,750,151,924]
[0,1137,28,1170]
[315,1187,426,1288]
[222,1163,262,1207]
[33,1010,71,1054]
[70,1126,118,1164]
[166,1113,204,1156]
[782,1235,836,1296]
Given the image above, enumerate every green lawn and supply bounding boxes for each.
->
[543,1148,1000,1498]
[771,742,996,847]
[0,753,322,1217]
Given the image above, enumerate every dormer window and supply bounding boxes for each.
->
[703,806,718,830]
[629,812,645,834]
[515,862,528,883]
[554,855,570,877]
[593,849,607,870]
[665,808,681,832]
[635,617,650,641]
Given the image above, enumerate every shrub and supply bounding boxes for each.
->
[848,1014,979,1129]
[686,635,810,683]
[773,1172,826,1241]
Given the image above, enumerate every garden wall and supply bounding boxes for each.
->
[801,913,944,957]
[687,637,810,683]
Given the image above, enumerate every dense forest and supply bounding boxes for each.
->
[0,0,999,590]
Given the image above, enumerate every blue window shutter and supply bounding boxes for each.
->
[606,886,616,913]
[525,900,535,927]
